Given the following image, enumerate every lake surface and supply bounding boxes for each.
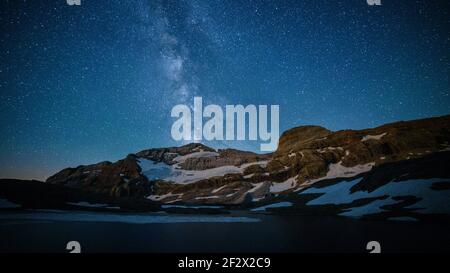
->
[1,210,449,253]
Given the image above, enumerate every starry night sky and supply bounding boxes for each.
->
[0,0,449,180]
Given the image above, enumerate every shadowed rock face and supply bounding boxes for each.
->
[44,115,450,205]
[45,155,149,197]
[0,179,160,211]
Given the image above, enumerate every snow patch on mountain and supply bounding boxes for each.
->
[300,177,450,216]
[270,176,298,193]
[361,132,387,142]
[147,192,183,201]
[139,157,269,184]
[173,151,219,163]
[301,161,375,188]
[211,185,227,194]
[137,158,172,180]
[317,147,344,153]
[241,160,269,169]
[195,195,220,200]
[248,182,265,193]
[167,165,242,184]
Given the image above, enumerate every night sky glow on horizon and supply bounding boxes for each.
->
[0,0,449,180]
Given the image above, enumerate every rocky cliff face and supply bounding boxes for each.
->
[45,115,450,210]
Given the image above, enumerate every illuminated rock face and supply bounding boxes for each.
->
[45,115,450,205]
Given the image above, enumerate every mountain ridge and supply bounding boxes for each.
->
[42,114,450,203]
[2,114,450,220]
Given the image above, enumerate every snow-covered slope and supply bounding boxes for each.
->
[248,151,450,220]
[300,177,450,216]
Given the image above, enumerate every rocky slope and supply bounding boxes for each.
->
[250,151,450,221]
[41,115,450,211]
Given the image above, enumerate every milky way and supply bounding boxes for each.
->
[0,0,449,180]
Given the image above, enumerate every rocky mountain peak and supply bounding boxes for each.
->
[45,115,450,206]
[277,125,332,154]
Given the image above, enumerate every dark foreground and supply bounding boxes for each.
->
[0,210,449,253]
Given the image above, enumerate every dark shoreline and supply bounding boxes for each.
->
[1,211,450,253]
